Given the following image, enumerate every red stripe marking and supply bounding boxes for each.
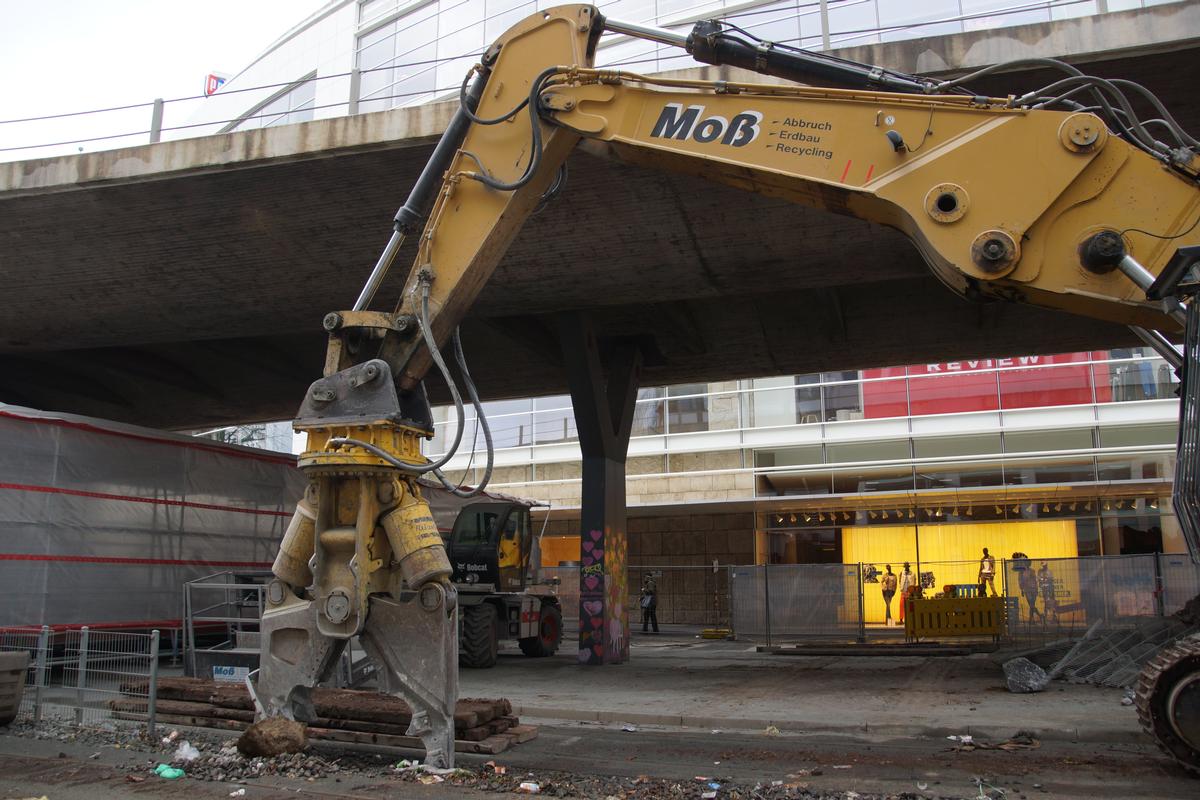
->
[0,553,272,567]
[0,481,292,517]
[0,410,298,466]
[864,164,875,182]
[840,159,852,182]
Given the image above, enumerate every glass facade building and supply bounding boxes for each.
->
[179,2,1190,573]
[427,347,1185,563]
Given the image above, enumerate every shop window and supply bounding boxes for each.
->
[1096,453,1172,482]
[744,378,798,428]
[913,434,1002,459]
[1076,518,1102,557]
[826,439,911,464]
[632,388,666,437]
[1003,457,1095,486]
[794,375,822,424]
[667,384,709,433]
[822,371,863,421]
[756,445,823,468]
[831,465,914,495]
[1004,428,1094,453]
[915,460,1005,490]
[1099,423,1178,448]
[532,395,576,444]
[769,530,842,564]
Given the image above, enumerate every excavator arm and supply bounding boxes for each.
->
[253,4,1200,771]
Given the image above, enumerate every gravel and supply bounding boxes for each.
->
[5,717,960,800]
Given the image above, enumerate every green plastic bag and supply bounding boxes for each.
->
[154,763,185,780]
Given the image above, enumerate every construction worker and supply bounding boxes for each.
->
[640,572,659,633]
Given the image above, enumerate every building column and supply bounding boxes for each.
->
[557,313,642,665]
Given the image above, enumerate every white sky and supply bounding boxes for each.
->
[0,0,326,160]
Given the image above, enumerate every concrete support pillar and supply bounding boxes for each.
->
[557,313,642,665]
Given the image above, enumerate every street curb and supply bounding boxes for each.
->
[512,704,1147,744]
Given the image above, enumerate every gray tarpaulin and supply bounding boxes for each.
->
[0,405,305,629]
[0,404,539,629]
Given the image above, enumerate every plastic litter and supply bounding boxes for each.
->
[621,724,638,732]
[161,730,180,746]
[763,725,781,737]
[229,789,246,797]
[832,764,852,769]
[173,741,200,762]
[708,782,721,790]
[485,760,507,775]
[947,734,974,744]
[418,774,444,785]
[517,781,541,793]
[917,782,929,791]
[701,793,717,799]
[154,764,185,780]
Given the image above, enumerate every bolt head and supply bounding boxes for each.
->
[322,313,343,332]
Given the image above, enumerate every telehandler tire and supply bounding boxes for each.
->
[519,602,562,658]
[461,603,499,668]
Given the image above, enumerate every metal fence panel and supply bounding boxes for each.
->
[1159,553,1200,615]
[0,626,159,730]
[731,564,862,642]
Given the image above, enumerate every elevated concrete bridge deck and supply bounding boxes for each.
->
[2,5,1198,428]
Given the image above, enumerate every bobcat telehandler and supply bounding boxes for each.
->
[249,4,1200,771]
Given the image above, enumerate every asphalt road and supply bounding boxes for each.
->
[1,718,1195,800]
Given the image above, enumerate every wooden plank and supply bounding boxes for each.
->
[504,725,538,743]
[122,711,525,755]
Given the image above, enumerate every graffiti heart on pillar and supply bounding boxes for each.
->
[579,528,606,664]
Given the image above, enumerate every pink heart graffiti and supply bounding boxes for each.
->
[584,575,600,591]
[589,529,603,541]
[582,600,603,617]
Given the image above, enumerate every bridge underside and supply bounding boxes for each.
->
[2,48,1196,429]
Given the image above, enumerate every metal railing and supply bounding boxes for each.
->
[0,625,160,733]
[183,570,271,678]
[429,349,1179,457]
[0,0,1161,161]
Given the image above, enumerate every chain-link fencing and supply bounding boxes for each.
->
[727,554,1200,645]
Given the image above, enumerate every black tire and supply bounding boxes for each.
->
[461,603,499,669]
[1135,633,1200,775]
[519,602,563,658]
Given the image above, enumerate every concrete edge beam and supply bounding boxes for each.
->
[3,5,1198,197]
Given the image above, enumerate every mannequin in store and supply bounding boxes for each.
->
[881,564,898,625]
[898,562,917,623]
[978,547,997,597]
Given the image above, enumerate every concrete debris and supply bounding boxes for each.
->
[1002,657,1049,693]
[237,717,307,757]
[764,725,781,736]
